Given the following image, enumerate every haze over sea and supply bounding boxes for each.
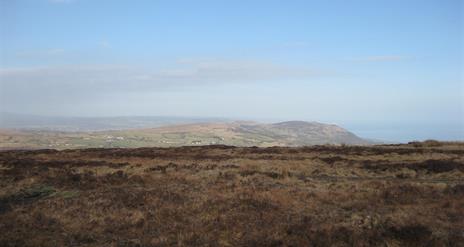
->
[345,123,464,143]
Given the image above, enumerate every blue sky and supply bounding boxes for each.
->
[0,0,463,141]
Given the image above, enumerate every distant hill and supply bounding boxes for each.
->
[0,120,372,149]
[238,121,370,146]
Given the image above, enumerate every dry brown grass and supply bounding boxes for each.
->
[0,143,463,246]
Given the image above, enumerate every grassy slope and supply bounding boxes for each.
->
[0,122,369,149]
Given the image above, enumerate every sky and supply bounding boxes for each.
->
[0,0,463,141]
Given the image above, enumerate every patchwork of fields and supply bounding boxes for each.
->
[0,121,371,150]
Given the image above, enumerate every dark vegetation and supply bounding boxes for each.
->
[0,141,463,246]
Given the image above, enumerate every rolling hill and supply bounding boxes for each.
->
[0,120,372,149]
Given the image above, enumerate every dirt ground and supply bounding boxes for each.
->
[0,142,463,246]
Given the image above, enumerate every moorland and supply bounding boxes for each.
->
[0,141,463,246]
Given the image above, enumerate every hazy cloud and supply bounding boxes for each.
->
[99,40,111,49]
[280,41,310,49]
[0,59,323,108]
[49,0,76,3]
[16,48,66,57]
[48,48,66,54]
[347,55,412,62]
